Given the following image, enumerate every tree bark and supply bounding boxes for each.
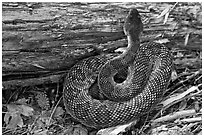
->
[2,2,201,89]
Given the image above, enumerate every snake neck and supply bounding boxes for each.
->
[127,32,140,52]
[120,31,141,63]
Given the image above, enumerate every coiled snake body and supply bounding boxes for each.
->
[63,9,173,128]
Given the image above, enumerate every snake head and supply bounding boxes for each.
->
[124,8,143,37]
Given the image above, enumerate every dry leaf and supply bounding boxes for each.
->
[32,63,45,69]
[97,120,137,135]
[155,39,170,44]
[157,6,171,18]
[163,11,170,24]
[184,33,190,46]
[171,70,178,81]
[4,104,34,129]
[53,106,64,118]
[21,105,34,116]
[160,86,199,107]
[5,113,23,129]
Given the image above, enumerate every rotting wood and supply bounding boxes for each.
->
[2,2,201,89]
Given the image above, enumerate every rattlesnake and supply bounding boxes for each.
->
[63,8,173,128]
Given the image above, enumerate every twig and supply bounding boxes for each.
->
[48,96,62,126]
[151,109,197,124]
[160,86,200,108]
[97,120,138,135]
[165,69,202,94]
[3,15,61,24]
[152,84,201,121]
[180,117,202,123]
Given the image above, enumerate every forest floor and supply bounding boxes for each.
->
[2,2,202,135]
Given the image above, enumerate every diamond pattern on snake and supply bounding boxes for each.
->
[63,8,173,128]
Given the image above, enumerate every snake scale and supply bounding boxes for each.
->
[63,8,173,128]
